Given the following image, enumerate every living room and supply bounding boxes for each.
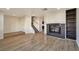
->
[0,8,79,51]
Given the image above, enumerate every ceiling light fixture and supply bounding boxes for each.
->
[57,8,60,10]
[6,8,10,10]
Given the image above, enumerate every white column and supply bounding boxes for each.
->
[76,8,79,47]
[0,14,4,39]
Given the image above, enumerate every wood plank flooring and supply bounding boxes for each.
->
[0,32,79,51]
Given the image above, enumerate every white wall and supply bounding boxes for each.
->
[4,15,35,34]
[24,16,34,33]
[4,15,25,33]
[44,10,66,34]
[76,8,79,47]
[39,16,44,32]
[0,14,4,39]
[18,17,25,32]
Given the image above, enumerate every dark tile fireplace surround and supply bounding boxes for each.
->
[47,23,65,38]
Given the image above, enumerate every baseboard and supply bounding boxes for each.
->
[25,32,35,34]
[4,31,25,34]
[4,31,25,38]
[25,31,35,34]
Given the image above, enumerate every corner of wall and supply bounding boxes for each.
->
[0,14,4,40]
[76,40,79,47]
[76,8,79,47]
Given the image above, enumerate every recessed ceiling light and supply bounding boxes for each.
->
[57,8,60,10]
[6,8,10,10]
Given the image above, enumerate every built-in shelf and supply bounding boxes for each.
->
[66,8,76,40]
[66,13,76,16]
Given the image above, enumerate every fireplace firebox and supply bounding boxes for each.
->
[49,24,61,34]
[47,23,65,38]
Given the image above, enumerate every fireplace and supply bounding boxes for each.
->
[49,24,61,34]
[47,23,65,38]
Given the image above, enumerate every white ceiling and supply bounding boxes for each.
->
[0,8,68,17]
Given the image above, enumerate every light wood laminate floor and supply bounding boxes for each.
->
[0,32,79,51]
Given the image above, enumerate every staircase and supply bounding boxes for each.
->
[32,23,39,33]
[31,16,39,33]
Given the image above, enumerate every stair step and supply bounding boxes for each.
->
[32,25,39,33]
